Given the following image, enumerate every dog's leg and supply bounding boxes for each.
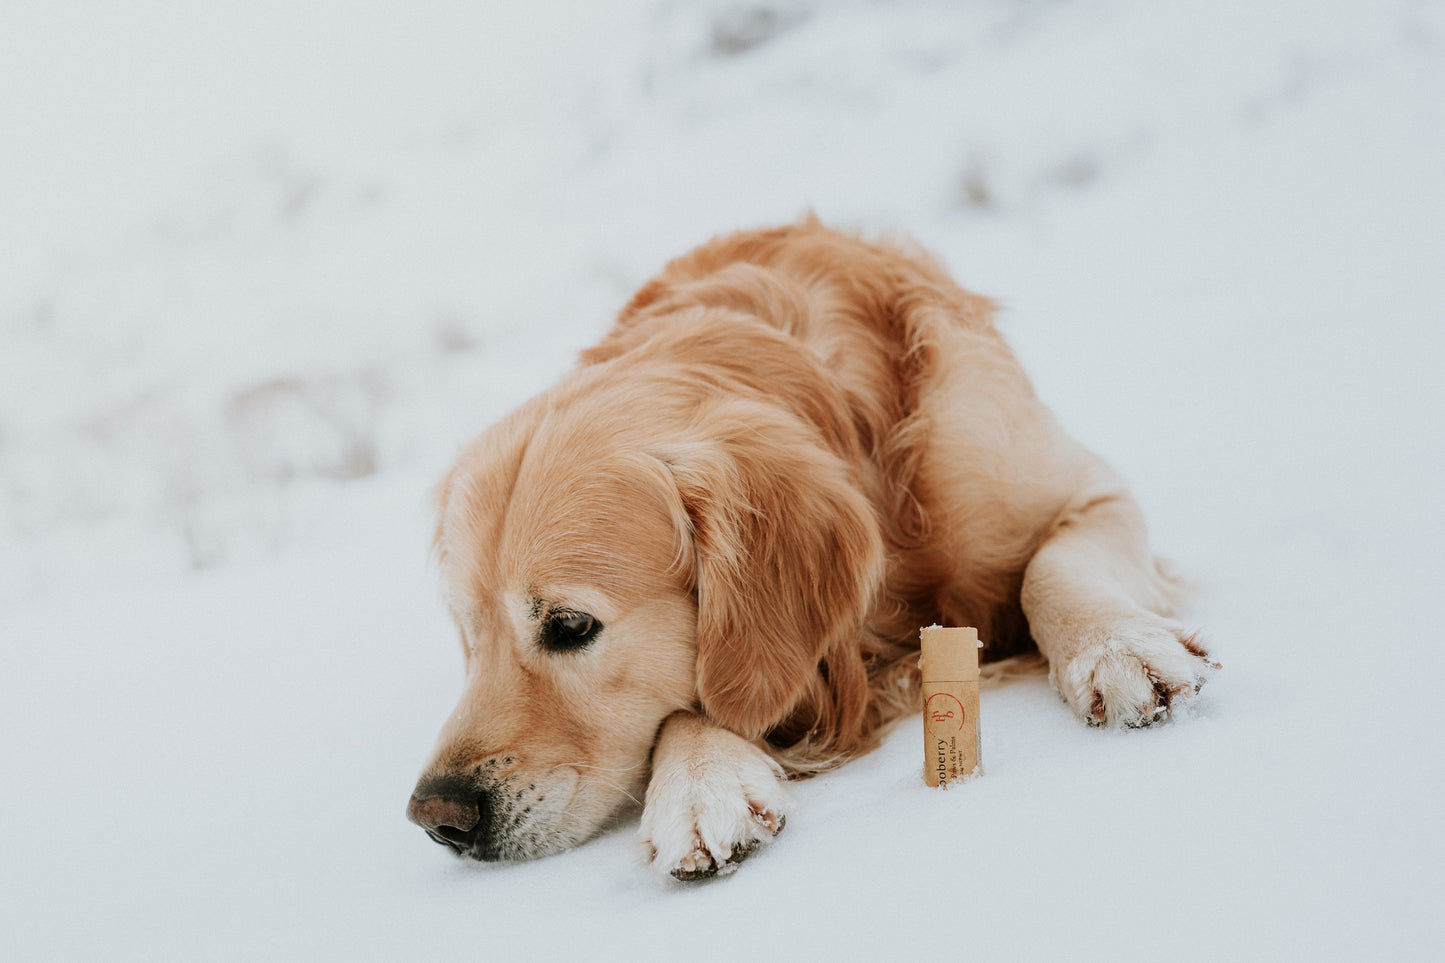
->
[639,711,789,881]
[1021,491,1218,727]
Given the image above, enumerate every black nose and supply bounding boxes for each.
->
[407,777,491,854]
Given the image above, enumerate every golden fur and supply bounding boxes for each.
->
[409,219,1213,872]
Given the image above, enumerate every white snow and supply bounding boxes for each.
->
[2,0,1442,958]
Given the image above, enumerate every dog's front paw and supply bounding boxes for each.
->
[639,721,789,881]
[1053,617,1219,728]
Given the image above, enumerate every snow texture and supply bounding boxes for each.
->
[2,0,1443,958]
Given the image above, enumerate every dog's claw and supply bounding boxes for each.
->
[1088,691,1108,727]
[749,803,785,836]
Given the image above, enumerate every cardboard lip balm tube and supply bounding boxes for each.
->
[921,625,982,787]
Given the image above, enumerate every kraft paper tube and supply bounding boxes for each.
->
[921,625,982,787]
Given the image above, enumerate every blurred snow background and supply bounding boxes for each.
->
[2,0,1442,959]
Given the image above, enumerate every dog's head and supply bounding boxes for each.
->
[406,325,884,862]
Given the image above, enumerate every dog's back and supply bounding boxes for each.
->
[585,220,1100,659]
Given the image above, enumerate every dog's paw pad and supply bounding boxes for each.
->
[648,810,783,881]
[1061,620,1217,728]
[639,745,789,882]
[670,840,723,881]
[648,828,766,881]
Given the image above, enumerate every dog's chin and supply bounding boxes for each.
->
[439,826,587,864]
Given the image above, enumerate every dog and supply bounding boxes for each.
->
[406,219,1214,879]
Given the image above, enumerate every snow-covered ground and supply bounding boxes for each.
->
[3,1,1442,958]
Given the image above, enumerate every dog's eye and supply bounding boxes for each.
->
[540,610,602,652]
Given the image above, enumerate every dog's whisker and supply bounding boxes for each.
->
[587,778,643,807]
[552,761,645,775]
[537,761,645,806]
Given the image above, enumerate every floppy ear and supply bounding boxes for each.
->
[660,406,885,741]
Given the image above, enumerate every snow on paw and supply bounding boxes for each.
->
[1054,617,1218,728]
[639,734,789,882]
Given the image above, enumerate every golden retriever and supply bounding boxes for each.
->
[406,219,1214,879]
